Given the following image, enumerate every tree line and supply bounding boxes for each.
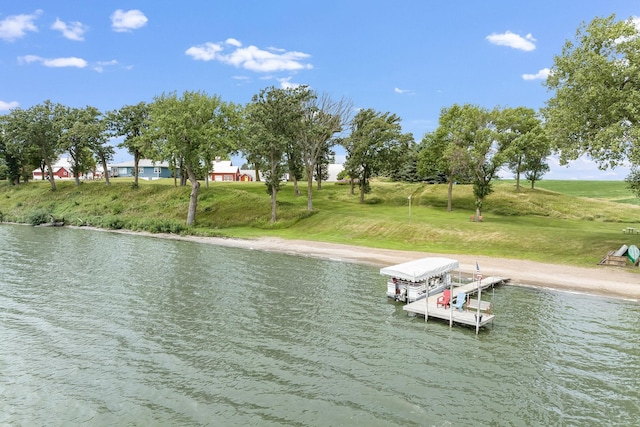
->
[0,88,550,225]
[2,14,640,225]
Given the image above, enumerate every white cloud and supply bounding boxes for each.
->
[0,9,42,41]
[17,55,42,64]
[94,59,118,72]
[44,57,87,68]
[225,38,242,47]
[394,87,414,95]
[522,68,550,80]
[51,18,88,41]
[185,42,223,61]
[111,9,148,32]
[0,100,19,111]
[486,31,536,51]
[19,55,88,68]
[186,38,313,73]
[278,77,302,89]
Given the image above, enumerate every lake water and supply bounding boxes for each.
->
[1,224,639,426]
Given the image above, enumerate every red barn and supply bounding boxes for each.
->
[210,159,240,182]
[32,166,71,180]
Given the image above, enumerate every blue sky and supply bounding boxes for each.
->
[1,1,639,180]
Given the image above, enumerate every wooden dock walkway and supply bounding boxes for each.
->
[451,276,508,295]
[402,276,508,332]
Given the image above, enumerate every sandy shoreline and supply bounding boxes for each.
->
[82,227,640,301]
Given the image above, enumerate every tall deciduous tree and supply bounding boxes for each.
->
[245,86,311,222]
[107,102,149,188]
[91,115,115,186]
[343,108,411,202]
[497,107,549,191]
[299,92,352,210]
[147,91,241,226]
[0,112,33,184]
[285,135,304,196]
[470,107,506,220]
[418,104,476,212]
[60,106,104,186]
[544,14,640,171]
[0,116,18,184]
[314,145,335,190]
[9,101,65,190]
[524,155,550,189]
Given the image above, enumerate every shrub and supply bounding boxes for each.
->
[102,216,125,229]
[28,209,51,226]
[146,219,186,234]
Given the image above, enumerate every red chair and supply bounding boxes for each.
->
[437,289,451,308]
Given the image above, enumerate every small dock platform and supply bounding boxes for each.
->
[402,276,508,332]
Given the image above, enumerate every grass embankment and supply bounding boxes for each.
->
[1,178,639,268]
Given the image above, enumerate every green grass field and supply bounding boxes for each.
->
[534,180,640,205]
[1,177,639,268]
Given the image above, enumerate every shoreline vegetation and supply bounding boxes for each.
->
[1,178,639,300]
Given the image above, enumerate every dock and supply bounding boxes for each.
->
[403,276,508,332]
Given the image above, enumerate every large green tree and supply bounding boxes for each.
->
[299,92,351,210]
[467,106,504,220]
[147,91,241,226]
[0,113,28,184]
[107,102,150,188]
[421,104,509,218]
[245,86,311,222]
[544,14,640,170]
[390,142,421,182]
[343,108,411,202]
[5,101,65,190]
[59,106,104,186]
[313,144,335,190]
[497,107,549,191]
[91,116,115,186]
[418,104,476,212]
[524,155,550,189]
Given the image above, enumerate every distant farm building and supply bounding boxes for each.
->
[210,158,241,182]
[31,157,108,180]
[111,160,176,180]
[227,163,344,183]
[32,166,71,180]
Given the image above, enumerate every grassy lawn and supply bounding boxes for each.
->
[535,180,640,205]
[1,177,639,268]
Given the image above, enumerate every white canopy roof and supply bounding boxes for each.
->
[380,257,459,282]
[212,160,239,174]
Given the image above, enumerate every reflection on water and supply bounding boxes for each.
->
[1,224,638,426]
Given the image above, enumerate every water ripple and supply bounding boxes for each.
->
[1,225,638,426]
